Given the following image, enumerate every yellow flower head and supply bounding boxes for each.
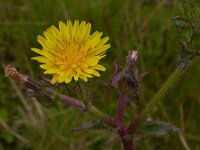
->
[31,20,110,84]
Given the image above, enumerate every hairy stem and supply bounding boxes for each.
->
[128,68,182,134]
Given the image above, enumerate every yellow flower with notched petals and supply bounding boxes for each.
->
[31,20,110,84]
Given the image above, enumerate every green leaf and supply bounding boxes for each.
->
[136,120,179,137]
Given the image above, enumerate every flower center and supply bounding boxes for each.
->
[58,42,85,72]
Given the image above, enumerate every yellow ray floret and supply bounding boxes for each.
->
[31,20,110,84]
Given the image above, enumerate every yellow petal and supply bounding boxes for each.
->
[73,73,79,81]
[44,69,58,74]
[79,74,88,82]
[64,76,72,83]
[91,64,106,71]
[91,70,100,77]
[40,64,57,70]
[51,74,59,84]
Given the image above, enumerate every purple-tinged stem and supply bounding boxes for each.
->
[45,90,117,127]
[116,92,127,126]
[60,94,116,127]
[118,126,134,150]
[59,94,85,110]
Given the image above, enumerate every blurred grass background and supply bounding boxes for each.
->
[0,0,200,149]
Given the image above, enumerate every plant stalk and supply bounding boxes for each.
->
[59,94,116,127]
[118,126,134,150]
[116,92,127,126]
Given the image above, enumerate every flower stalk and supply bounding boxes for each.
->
[58,92,117,127]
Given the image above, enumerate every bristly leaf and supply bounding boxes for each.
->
[71,119,114,132]
[136,120,179,138]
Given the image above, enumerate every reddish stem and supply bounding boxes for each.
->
[116,92,127,126]
[122,138,134,150]
[59,94,85,109]
[118,126,134,150]
[116,92,134,150]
